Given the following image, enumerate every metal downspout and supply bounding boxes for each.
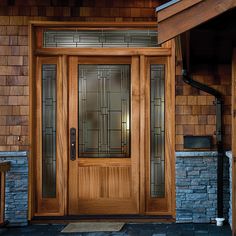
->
[182,69,224,218]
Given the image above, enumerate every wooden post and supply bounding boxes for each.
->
[0,173,5,225]
[0,161,11,226]
[232,48,236,236]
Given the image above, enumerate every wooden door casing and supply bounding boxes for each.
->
[33,46,175,217]
[68,56,140,215]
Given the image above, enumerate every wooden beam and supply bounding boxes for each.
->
[35,48,171,56]
[157,0,236,44]
[158,0,203,22]
[30,21,157,28]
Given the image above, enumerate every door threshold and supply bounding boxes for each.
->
[31,215,175,224]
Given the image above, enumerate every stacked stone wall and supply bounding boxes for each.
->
[0,152,28,226]
[176,152,229,223]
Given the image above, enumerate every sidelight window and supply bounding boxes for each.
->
[42,64,57,198]
[150,64,165,198]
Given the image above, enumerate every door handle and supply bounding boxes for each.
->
[70,128,76,161]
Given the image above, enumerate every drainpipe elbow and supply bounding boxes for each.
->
[182,69,191,84]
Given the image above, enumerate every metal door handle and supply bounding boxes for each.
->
[70,128,76,161]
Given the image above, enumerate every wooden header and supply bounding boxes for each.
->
[30,21,157,28]
[156,0,236,44]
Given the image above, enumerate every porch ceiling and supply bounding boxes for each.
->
[156,0,236,44]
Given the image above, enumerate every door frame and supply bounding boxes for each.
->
[29,21,175,219]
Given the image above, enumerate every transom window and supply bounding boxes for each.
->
[42,29,159,48]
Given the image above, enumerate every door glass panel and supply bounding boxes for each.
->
[150,64,165,198]
[42,64,56,198]
[78,65,130,157]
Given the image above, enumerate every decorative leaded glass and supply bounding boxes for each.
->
[78,65,130,158]
[43,29,158,48]
[42,64,56,198]
[150,64,165,198]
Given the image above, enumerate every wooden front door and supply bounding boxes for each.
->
[68,56,140,215]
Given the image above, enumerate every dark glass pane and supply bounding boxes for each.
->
[150,64,165,198]
[43,30,159,48]
[78,65,130,158]
[42,64,56,198]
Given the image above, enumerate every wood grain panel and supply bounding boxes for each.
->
[77,166,131,200]
[108,166,131,198]
[78,166,100,199]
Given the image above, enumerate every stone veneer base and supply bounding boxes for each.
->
[0,150,231,226]
[175,151,229,223]
[0,151,28,226]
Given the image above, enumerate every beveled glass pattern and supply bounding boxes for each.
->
[78,65,130,157]
[42,64,56,198]
[43,30,158,48]
[150,64,165,198]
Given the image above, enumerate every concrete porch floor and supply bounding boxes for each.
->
[0,223,232,236]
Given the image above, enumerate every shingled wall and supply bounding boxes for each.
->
[0,0,232,152]
[0,0,160,151]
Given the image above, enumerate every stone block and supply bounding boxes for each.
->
[187,170,199,176]
[186,193,208,201]
[176,170,186,177]
[176,216,193,223]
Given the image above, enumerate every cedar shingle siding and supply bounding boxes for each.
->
[0,0,231,152]
[176,65,231,150]
[0,0,159,151]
